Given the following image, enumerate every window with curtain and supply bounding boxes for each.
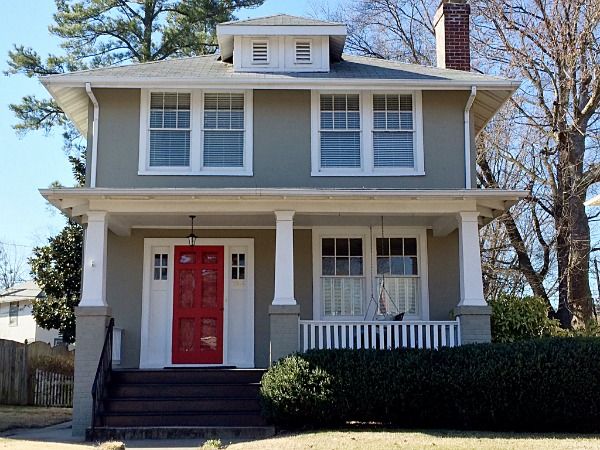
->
[321,238,364,316]
[319,94,361,168]
[375,237,419,315]
[203,93,245,168]
[149,92,191,167]
[373,94,415,168]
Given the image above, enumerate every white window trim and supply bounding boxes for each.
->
[294,38,313,65]
[311,227,429,321]
[310,90,425,177]
[138,89,253,176]
[251,39,270,65]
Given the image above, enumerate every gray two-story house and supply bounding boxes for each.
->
[40,1,523,438]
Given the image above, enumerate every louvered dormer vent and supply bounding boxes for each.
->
[295,40,312,64]
[252,41,269,64]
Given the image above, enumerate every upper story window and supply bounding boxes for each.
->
[149,92,191,167]
[251,40,269,64]
[311,91,424,176]
[139,90,253,176]
[319,94,361,168]
[295,40,312,64]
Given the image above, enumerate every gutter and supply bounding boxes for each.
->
[85,83,99,188]
[464,86,477,189]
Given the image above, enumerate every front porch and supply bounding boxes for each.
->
[41,187,523,436]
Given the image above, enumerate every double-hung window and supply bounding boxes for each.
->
[373,94,415,169]
[203,93,245,168]
[320,237,364,317]
[140,90,252,175]
[375,237,419,315]
[312,91,423,175]
[149,92,191,168]
[319,94,361,169]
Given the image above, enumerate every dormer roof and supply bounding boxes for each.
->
[216,14,347,62]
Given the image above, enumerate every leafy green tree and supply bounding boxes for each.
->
[30,221,83,343]
[12,0,263,342]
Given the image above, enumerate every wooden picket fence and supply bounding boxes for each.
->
[32,369,74,407]
[0,339,74,406]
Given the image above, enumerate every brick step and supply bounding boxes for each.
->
[102,412,268,427]
[104,397,261,414]
[111,369,265,385]
[108,382,260,398]
[86,426,275,441]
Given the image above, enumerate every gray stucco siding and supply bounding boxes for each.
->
[92,88,472,189]
[105,227,459,369]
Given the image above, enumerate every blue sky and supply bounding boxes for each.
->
[0,0,338,272]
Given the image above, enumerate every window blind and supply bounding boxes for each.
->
[320,94,361,169]
[373,94,415,168]
[149,92,191,167]
[203,93,245,168]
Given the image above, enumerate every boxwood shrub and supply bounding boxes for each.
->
[260,338,600,431]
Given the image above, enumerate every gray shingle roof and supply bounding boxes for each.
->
[219,14,342,27]
[42,54,510,84]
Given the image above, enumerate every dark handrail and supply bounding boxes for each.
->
[90,317,114,436]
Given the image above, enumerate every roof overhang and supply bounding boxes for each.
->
[41,187,527,236]
[41,76,519,137]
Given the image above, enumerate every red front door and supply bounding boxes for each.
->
[172,246,224,364]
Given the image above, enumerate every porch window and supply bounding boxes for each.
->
[149,92,191,167]
[231,253,245,280]
[9,301,18,326]
[203,93,245,168]
[321,238,364,316]
[319,94,361,169]
[376,237,419,315]
[153,253,168,281]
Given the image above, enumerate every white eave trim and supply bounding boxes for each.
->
[40,76,520,91]
[216,24,348,36]
[40,187,528,201]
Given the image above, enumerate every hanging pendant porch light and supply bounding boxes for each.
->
[187,215,197,246]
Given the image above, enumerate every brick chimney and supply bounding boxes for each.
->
[434,0,471,71]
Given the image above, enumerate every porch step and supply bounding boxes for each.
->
[101,412,268,427]
[94,368,268,432]
[109,382,260,398]
[86,426,275,442]
[111,368,264,384]
[104,397,261,413]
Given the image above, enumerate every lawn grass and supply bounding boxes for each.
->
[0,405,72,433]
[1,429,600,449]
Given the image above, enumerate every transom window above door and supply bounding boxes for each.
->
[139,90,253,176]
[311,91,424,176]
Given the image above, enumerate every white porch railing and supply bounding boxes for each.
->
[299,320,461,352]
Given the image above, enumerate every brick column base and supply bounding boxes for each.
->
[72,306,111,437]
[454,305,492,345]
[269,305,300,364]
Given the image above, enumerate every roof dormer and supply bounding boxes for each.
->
[216,14,347,73]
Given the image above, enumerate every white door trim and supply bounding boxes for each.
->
[140,237,255,368]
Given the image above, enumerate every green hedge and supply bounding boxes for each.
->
[260,338,600,431]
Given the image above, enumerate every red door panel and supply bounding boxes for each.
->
[172,246,224,364]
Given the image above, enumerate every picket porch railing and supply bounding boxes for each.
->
[299,320,461,352]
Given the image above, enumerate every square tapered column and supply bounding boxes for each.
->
[73,211,110,436]
[270,210,300,363]
[455,211,491,344]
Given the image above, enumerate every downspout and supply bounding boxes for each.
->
[464,86,477,189]
[85,82,99,188]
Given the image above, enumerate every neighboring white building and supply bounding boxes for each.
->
[0,280,62,345]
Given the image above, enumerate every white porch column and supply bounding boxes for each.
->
[273,210,296,306]
[457,211,486,307]
[80,211,108,307]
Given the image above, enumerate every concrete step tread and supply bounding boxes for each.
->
[86,425,275,441]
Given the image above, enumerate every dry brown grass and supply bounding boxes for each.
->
[0,406,72,432]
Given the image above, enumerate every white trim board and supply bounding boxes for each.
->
[140,237,255,368]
